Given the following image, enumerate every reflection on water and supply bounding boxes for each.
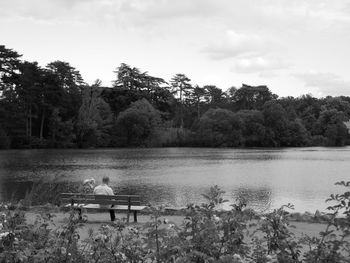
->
[0,181,34,201]
[0,147,350,213]
[232,187,273,213]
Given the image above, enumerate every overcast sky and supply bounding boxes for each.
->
[1,0,350,97]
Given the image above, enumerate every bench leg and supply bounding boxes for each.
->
[127,211,130,223]
[134,211,137,223]
[109,210,116,222]
[77,208,82,220]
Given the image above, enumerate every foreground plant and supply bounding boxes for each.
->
[301,181,350,262]
[1,182,350,262]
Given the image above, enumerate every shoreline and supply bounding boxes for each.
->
[22,207,332,250]
[2,202,345,261]
[17,203,333,224]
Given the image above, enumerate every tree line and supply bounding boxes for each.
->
[0,45,349,149]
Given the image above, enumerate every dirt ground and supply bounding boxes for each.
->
[24,210,329,241]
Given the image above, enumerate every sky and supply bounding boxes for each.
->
[1,0,350,97]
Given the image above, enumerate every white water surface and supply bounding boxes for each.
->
[0,147,349,213]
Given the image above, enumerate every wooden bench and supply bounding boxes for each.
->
[60,193,146,222]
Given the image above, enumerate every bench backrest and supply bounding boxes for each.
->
[60,193,141,206]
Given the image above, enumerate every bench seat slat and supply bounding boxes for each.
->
[60,193,141,202]
[61,199,141,206]
[65,203,146,211]
[94,195,140,201]
[60,193,96,198]
[60,193,145,222]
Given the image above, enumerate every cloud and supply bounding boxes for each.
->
[0,0,115,24]
[1,0,349,31]
[127,0,220,19]
[231,56,290,76]
[201,30,276,60]
[1,0,349,98]
[295,71,350,96]
[121,0,350,32]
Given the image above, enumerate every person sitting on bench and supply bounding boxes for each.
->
[93,176,116,221]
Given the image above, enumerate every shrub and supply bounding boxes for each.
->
[197,108,244,147]
[1,182,350,262]
[114,99,161,146]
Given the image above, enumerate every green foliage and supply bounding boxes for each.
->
[237,110,266,147]
[197,108,244,147]
[157,127,193,147]
[170,73,192,128]
[0,45,22,91]
[301,181,350,262]
[77,80,113,147]
[204,85,227,107]
[22,180,80,206]
[46,60,84,120]
[314,109,348,146]
[286,119,311,147]
[233,84,277,111]
[48,108,75,148]
[2,183,350,262]
[262,101,290,146]
[1,45,350,149]
[114,98,161,146]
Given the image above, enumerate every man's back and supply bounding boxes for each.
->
[93,184,114,195]
[93,176,116,221]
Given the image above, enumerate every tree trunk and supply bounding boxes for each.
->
[197,102,200,119]
[40,108,45,139]
[29,104,32,138]
[25,105,29,139]
[180,86,183,128]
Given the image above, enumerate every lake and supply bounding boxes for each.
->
[0,147,349,213]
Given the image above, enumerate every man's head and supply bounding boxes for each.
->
[102,176,110,185]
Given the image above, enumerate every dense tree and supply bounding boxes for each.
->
[236,110,265,147]
[278,96,298,120]
[48,108,75,148]
[46,61,84,91]
[1,45,349,148]
[0,45,22,91]
[17,62,44,140]
[323,97,350,118]
[197,108,244,147]
[109,63,171,118]
[46,61,84,121]
[233,84,277,110]
[204,85,227,107]
[287,119,311,146]
[314,109,348,146]
[114,99,161,146]
[76,80,113,147]
[113,63,145,91]
[226,86,237,100]
[170,74,192,128]
[0,46,24,146]
[188,85,207,120]
[262,101,290,146]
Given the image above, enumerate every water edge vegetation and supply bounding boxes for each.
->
[1,182,350,262]
[1,45,350,149]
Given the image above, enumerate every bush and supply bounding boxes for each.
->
[197,108,244,147]
[157,127,193,147]
[2,182,350,262]
[21,180,80,206]
[114,99,161,146]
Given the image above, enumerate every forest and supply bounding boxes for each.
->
[1,44,350,149]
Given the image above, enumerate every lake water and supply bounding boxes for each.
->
[0,147,349,213]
